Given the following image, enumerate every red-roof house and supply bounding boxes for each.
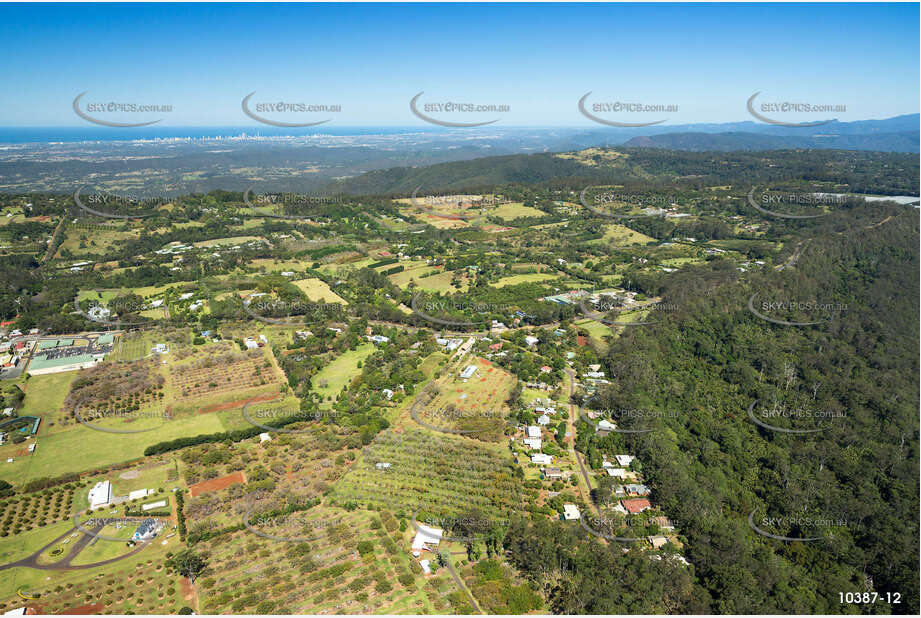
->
[621,498,652,514]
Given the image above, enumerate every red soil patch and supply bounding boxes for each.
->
[197,392,278,415]
[180,578,194,601]
[56,603,104,615]
[189,471,245,497]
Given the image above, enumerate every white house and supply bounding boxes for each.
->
[606,468,627,478]
[88,481,112,509]
[537,414,550,426]
[259,432,272,443]
[411,523,443,551]
[527,426,541,439]
[523,438,542,450]
[524,335,539,346]
[615,455,635,467]
[460,365,478,379]
[562,504,581,520]
[419,559,432,574]
[531,453,553,465]
[598,419,616,431]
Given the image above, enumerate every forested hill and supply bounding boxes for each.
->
[323,148,920,197]
[537,201,919,613]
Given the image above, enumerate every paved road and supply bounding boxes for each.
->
[0,525,150,572]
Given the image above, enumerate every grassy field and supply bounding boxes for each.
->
[575,318,613,353]
[491,273,558,288]
[419,356,515,441]
[491,203,546,220]
[16,372,76,419]
[291,278,348,304]
[601,224,656,246]
[55,226,140,258]
[311,344,376,406]
[193,236,263,248]
[0,412,226,485]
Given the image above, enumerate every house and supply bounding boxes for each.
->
[652,516,675,532]
[128,489,151,501]
[523,438,542,450]
[606,468,627,478]
[526,426,541,439]
[88,481,112,509]
[152,343,168,354]
[562,504,581,520]
[537,414,550,426]
[419,559,432,574]
[621,498,652,514]
[540,365,552,373]
[368,335,390,344]
[460,365,478,379]
[244,339,260,350]
[259,433,272,443]
[648,535,669,549]
[615,455,635,467]
[544,467,563,480]
[375,462,392,471]
[531,453,553,465]
[624,483,650,496]
[382,388,394,400]
[524,335,539,346]
[411,523,443,551]
[132,518,160,541]
[597,419,616,431]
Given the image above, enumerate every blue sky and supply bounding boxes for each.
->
[0,2,918,127]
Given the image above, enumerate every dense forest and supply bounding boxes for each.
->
[560,203,919,613]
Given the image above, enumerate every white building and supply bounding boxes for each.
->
[598,419,616,431]
[537,414,550,426]
[524,335,539,346]
[460,365,478,379]
[523,438,542,450]
[88,481,111,509]
[615,455,635,467]
[531,453,553,465]
[411,523,443,552]
[606,468,627,478]
[526,426,541,439]
[563,504,581,520]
